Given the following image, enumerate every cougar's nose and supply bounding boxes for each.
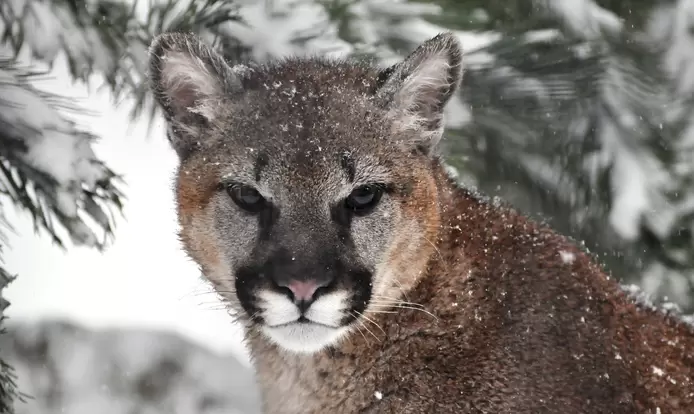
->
[277,279,330,311]
[286,280,319,301]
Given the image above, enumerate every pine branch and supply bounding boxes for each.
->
[0,255,19,413]
[0,57,125,252]
[0,0,246,249]
[1,0,244,128]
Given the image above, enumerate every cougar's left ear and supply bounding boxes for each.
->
[148,32,243,158]
[375,32,463,155]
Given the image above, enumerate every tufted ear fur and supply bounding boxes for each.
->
[148,32,241,158]
[375,32,463,155]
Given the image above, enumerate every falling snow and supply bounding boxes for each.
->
[4,0,694,412]
[559,250,576,264]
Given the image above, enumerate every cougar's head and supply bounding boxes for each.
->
[148,32,463,354]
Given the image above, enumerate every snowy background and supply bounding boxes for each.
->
[1,28,261,414]
[3,55,250,359]
[3,0,694,413]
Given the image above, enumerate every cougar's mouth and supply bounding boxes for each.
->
[262,321,348,354]
[267,317,338,329]
[252,289,354,353]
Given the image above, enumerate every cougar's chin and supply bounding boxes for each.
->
[261,323,349,354]
[255,289,352,354]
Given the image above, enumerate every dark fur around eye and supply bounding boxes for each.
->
[227,183,267,213]
[344,184,385,216]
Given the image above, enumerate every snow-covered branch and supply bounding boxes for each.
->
[0,256,19,413]
[0,58,124,249]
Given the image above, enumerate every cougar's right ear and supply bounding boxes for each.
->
[148,32,242,158]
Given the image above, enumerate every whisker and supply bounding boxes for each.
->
[369,298,427,309]
[196,305,230,311]
[370,295,430,308]
[392,277,411,301]
[238,311,260,325]
[371,293,420,301]
[350,314,369,343]
[357,318,380,342]
[424,235,446,270]
[355,311,386,336]
[370,303,426,310]
[365,310,399,315]
[368,303,439,321]
[186,290,227,297]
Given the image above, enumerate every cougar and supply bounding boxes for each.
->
[148,31,694,413]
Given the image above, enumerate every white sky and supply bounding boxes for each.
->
[3,54,251,364]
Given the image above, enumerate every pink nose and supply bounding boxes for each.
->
[286,280,320,302]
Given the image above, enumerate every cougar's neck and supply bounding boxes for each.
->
[414,159,481,284]
[389,159,509,315]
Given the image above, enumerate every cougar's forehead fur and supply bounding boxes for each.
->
[148,31,463,353]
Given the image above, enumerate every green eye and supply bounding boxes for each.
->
[345,184,384,215]
[227,183,266,213]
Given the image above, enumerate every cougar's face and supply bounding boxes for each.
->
[175,97,438,354]
[150,32,461,354]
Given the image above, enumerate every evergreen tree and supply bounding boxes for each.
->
[0,267,19,413]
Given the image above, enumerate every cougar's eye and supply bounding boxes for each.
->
[227,183,266,213]
[345,184,384,215]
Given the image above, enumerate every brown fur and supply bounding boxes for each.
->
[148,31,694,414]
[175,158,224,273]
[248,163,694,414]
[381,169,441,296]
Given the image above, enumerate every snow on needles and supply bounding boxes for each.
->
[541,0,624,40]
[220,0,352,62]
[0,63,111,247]
[1,0,118,76]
